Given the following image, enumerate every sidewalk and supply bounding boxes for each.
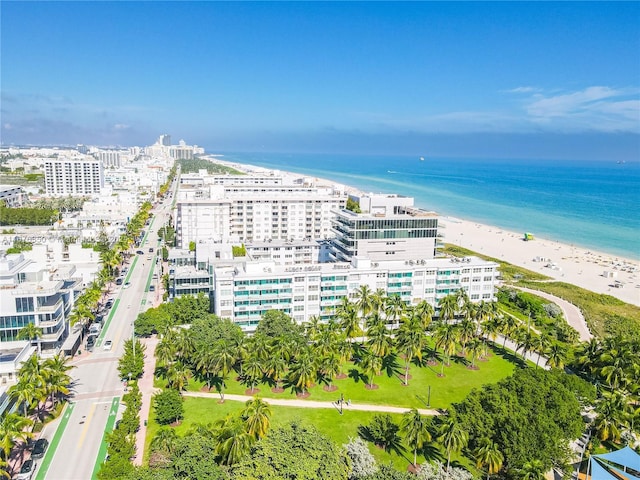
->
[132,335,159,466]
[514,286,592,342]
[182,391,440,416]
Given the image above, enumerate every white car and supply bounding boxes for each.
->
[103,340,113,351]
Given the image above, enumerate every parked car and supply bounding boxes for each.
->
[31,438,49,459]
[16,459,35,480]
[86,336,96,350]
[136,250,144,255]
[115,278,123,285]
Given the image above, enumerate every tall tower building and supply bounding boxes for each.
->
[158,134,172,146]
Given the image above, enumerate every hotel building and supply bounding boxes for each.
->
[168,192,499,332]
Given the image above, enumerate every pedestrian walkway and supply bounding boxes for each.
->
[132,335,159,466]
[182,391,440,416]
[514,286,592,342]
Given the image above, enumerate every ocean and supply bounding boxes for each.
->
[212,152,640,260]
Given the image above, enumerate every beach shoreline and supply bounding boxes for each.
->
[208,156,640,307]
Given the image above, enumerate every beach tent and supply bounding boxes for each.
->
[587,446,640,480]
[593,446,640,472]
[523,232,535,241]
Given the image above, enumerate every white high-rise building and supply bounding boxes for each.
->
[44,158,104,196]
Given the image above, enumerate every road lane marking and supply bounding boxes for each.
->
[96,298,120,347]
[77,402,97,449]
[91,397,120,480]
[35,402,75,480]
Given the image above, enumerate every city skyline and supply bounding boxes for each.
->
[2,1,639,160]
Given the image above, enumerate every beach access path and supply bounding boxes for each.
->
[514,286,592,342]
[182,391,439,416]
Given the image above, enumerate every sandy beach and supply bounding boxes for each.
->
[440,218,640,306]
[209,157,640,307]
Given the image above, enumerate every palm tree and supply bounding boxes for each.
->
[358,349,382,389]
[0,413,33,460]
[241,354,264,394]
[155,334,177,368]
[456,318,476,355]
[474,438,504,480]
[468,338,483,370]
[9,376,36,417]
[545,342,568,369]
[593,391,628,442]
[150,427,179,455]
[413,300,434,330]
[395,318,425,386]
[213,414,253,465]
[288,351,316,396]
[194,346,217,391]
[516,329,537,362]
[434,323,457,377]
[520,459,545,480]
[213,339,237,401]
[166,361,191,391]
[366,321,393,358]
[319,351,341,391]
[265,355,287,392]
[17,323,43,355]
[338,302,361,342]
[42,354,72,408]
[438,294,458,324]
[384,295,406,329]
[354,285,374,329]
[241,398,272,440]
[436,416,468,471]
[400,408,431,467]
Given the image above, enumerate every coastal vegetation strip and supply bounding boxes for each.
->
[177,157,245,175]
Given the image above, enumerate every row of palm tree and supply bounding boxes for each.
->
[0,353,72,476]
[154,286,573,399]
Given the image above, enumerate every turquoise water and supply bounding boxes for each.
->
[215,152,640,260]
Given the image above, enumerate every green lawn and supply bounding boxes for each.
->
[146,396,475,472]
[184,343,517,410]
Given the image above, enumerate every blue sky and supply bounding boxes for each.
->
[1,1,639,160]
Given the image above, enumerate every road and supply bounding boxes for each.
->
[36,185,176,480]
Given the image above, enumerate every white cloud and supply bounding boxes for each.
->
[506,86,540,93]
[522,86,640,132]
[114,124,130,130]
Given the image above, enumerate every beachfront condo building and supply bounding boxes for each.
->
[175,183,347,247]
[44,157,104,196]
[168,193,499,332]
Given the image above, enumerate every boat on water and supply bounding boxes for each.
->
[387,170,396,174]
[419,156,425,161]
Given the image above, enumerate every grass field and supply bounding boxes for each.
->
[145,396,474,472]
[181,342,517,410]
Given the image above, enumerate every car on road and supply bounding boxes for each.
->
[149,285,155,292]
[31,438,49,459]
[148,247,154,253]
[103,340,113,351]
[136,250,144,255]
[123,282,131,289]
[17,459,35,480]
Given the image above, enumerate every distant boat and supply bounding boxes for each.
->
[388,170,397,174]
[419,156,425,161]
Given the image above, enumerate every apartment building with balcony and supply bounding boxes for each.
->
[0,252,81,370]
[168,193,499,333]
[44,157,104,196]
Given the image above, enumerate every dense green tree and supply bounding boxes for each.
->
[452,368,584,474]
[171,432,230,480]
[231,422,350,480]
[153,389,184,425]
[359,414,404,455]
[255,310,305,342]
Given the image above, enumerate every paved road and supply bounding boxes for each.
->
[514,286,592,342]
[37,185,176,480]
